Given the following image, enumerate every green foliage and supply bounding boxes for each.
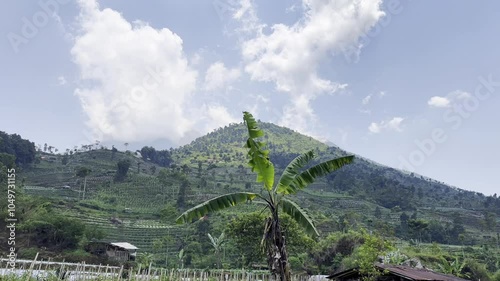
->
[437,256,468,278]
[493,270,500,281]
[176,192,258,223]
[0,152,16,168]
[76,166,91,177]
[276,150,316,194]
[61,154,69,165]
[140,146,173,167]
[463,259,493,281]
[0,131,36,166]
[243,111,275,190]
[208,232,226,268]
[307,231,365,273]
[0,162,7,188]
[137,252,155,270]
[114,159,131,182]
[160,204,179,222]
[382,249,408,265]
[483,211,497,231]
[277,151,354,195]
[226,212,314,267]
[226,212,267,266]
[342,231,394,281]
[83,226,106,241]
[374,206,382,219]
[177,179,189,209]
[19,205,86,250]
[280,198,318,237]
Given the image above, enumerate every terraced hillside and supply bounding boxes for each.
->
[10,121,500,265]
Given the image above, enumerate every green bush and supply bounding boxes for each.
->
[463,260,492,281]
[493,270,500,281]
[17,247,39,259]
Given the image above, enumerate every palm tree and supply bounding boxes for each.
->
[208,232,226,269]
[176,112,354,281]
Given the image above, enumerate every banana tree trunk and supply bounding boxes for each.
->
[216,250,222,269]
[265,213,291,281]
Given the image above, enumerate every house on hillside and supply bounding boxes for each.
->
[86,241,138,262]
[327,263,469,281]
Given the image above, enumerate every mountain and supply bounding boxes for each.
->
[1,122,499,266]
[175,122,499,237]
[175,122,491,208]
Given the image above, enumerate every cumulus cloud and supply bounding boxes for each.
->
[428,96,450,108]
[72,0,245,144]
[71,0,199,143]
[236,0,385,135]
[203,62,241,91]
[428,90,472,108]
[368,117,404,133]
[199,104,240,132]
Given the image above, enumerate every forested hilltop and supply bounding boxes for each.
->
[0,124,499,280]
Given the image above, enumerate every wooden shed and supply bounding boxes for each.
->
[106,242,138,262]
[86,241,138,262]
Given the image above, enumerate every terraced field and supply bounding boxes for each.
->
[65,212,186,255]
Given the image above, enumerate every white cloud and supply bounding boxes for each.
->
[369,117,404,134]
[428,90,472,108]
[72,0,198,143]
[368,123,380,133]
[203,62,241,91]
[362,94,372,105]
[57,76,67,85]
[200,104,240,132]
[362,91,385,105]
[428,96,450,108]
[236,0,385,136]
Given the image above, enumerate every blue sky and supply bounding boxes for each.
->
[1,0,499,195]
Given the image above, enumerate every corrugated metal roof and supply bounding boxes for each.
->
[327,263,469,281]
[110,242,139,250]
[375,263,469,281]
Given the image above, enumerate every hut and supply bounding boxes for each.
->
[106,242,138,262]
[86,241,138,262]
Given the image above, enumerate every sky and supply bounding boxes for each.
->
[1,0,499,195]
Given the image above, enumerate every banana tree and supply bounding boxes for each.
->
[176,111,354,281]
[208,232,226,268]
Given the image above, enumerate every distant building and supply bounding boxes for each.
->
[327,263,469,281]
[86,242,138,262]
